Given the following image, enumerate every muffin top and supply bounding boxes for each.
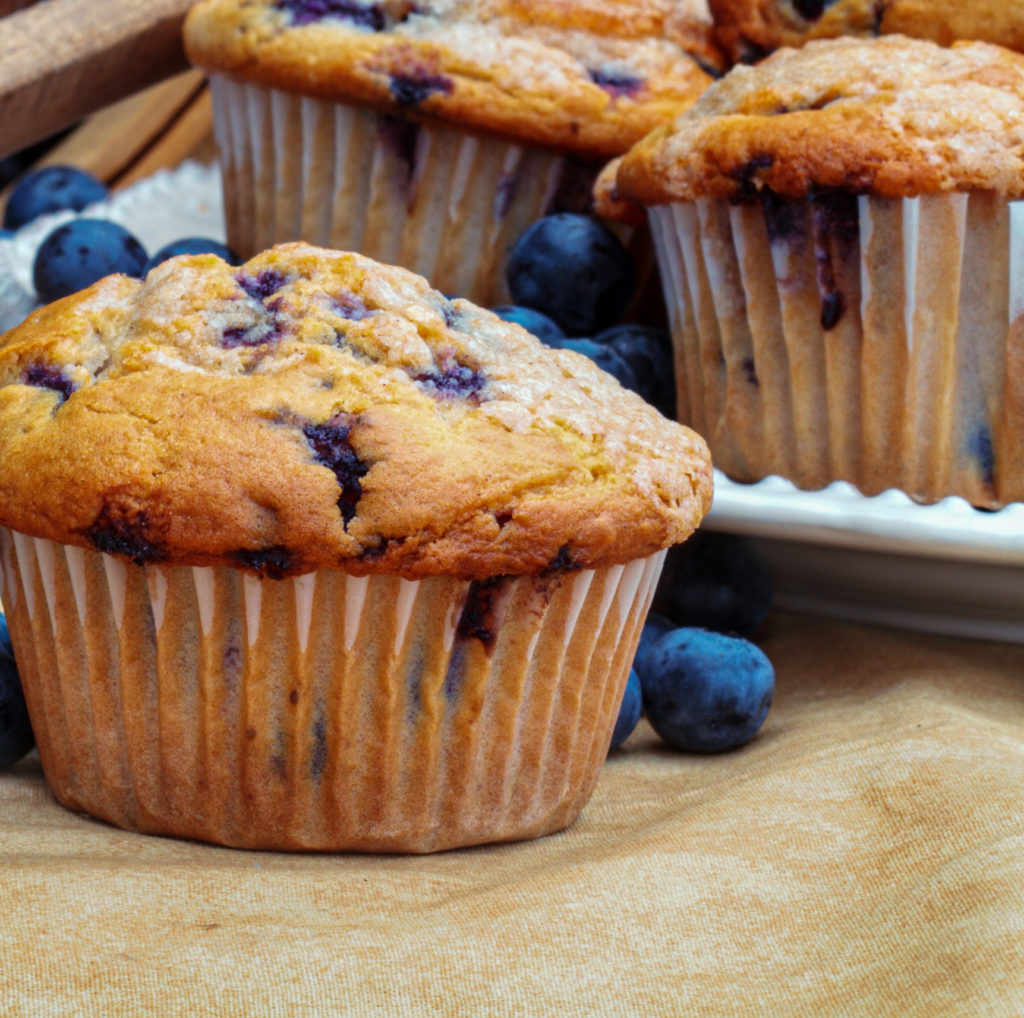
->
[615,35,1024,203]
[0,243,711,579]
[708,0,1024,65]
[183,0,722,159]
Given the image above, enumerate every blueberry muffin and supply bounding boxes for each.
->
[183,0,723,308]
[709,0,1024,64]
[0,241,712,852]
[612,34,1024,509]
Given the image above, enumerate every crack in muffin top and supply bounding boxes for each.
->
[0,243,712,579]
[614,35,1024,203]
[183,0,723,159]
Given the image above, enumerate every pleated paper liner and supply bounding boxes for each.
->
[210,75,660,318]
[649,191,1024,509]
[0,528,664,853]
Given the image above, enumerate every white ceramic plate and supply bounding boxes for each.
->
[706,472,1024,644]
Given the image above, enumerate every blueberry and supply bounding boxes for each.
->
[0,616,34,769]
[632,612,676,684]
[143,237,238,274]
[652,532,772,637]
[609,668,643,750]
[490,304,566,346]
[558,338,638,391]
[642,628,774,754]
[593,323,676,419]
[33,218,148,302]
[3,165,107,230]
[505,213,635,336]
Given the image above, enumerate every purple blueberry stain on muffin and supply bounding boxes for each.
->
[388,68,454,109]
[741,355,759,388]
[310,713,328,780]
[332,291,374,321]
[413,352,486,402]
[587,68,645,99]
[23,362,75,404]
[790,0,839,22]
[303,413,368,526]
[82,504,165,564]
[493,168,521,220]
[376,115,420,182]
[729,154,774,201]
[968,423,996,491]
[811,192,858,331]
[761,190,807,246]
[457,576,503,646]
[222,315,285,349]
[542,544,582,576]
[236,268,288,303]
[231,545,295,579]
[274,0,385,30]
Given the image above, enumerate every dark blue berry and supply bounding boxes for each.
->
[641,628,774,754]
[0,229,13,241]
[558,338,638,392]
[593,323,676,418]
[609,668,642,750]
[505,213,636,336]
[32,218,147,302]
[3,165,107,230]
[0,616,34,770]
[632,612,676,684]
[652,531,772,637]
[143,237,238,274]
[490,304,565,346]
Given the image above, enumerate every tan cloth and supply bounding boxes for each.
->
[2,611,1023,1016]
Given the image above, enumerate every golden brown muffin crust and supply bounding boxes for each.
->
[709,0,1024,65]
[615,35,1024,203]
[0,243,711,579]
[184,0,723,159]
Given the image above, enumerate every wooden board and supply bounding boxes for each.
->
[0,0,194,159]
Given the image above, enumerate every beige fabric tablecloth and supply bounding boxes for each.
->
[2,611,1023,1016]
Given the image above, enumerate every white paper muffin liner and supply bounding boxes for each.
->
[212,76,590,306]
[649,191,1024,508]
[0,528,663,853]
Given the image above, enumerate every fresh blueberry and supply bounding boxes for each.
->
[490,304,565,347]
[143,237,238,274]
[642,628,774,753]
[633,612,677,684]
[505,213,635,336]
[558,338,638,391]
[593,323,676,419]
[652,531,772,637]
[609,668,643,750]
[0,616,34,769]
[3,165,108,230]
[33,218,148,302]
